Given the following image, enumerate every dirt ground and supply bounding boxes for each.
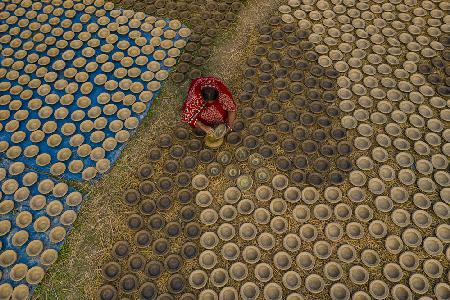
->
[33,0,284,298]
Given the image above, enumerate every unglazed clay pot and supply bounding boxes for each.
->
[283,234,301,252]
[313,241,332,260]
[271,174,288,190]
[240,282,259,300]
[224,187,241,204]
[239,223,257,241]
[423,237,444,256]
[198,251,217,270]
[329,283,350,300]
[434,283,450,300]
[218,287,238,300]
[296,252,315,270]
[229,262,248,282]
[436,224,450,242]
[273,251,292,270]
[323,262,343,282]
[408,273,429,295]
[217,223,235,241]
[282,271,301,290]
[255,185,273,202]
[196,191,213,208]
[26,266,45,285]
[402,228,422,247]
[383,263,404,283]
[221,242,239,261]
[423,259,443,279]
[188,270,208,289]
[210,268,229,288]
[102,262,121,281]
[191,174,209,190]
[270,216,288,234]
[304,274,324,294]
[391,284,412,300]
[369,280,389,300]
[118,274,138,294]
[263,283,283,300]
[337,244,356,263]
[200,209,218,226]
[254,263,273,282]
[361,249,380,267]
[349,265,369,285]
[242,246,260,264]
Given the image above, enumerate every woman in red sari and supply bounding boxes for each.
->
[181,77,237,135]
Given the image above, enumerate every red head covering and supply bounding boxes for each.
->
[181,77,236,127]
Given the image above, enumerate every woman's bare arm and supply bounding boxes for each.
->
[227,111,236,129]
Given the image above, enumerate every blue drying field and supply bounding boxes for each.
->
[0,0,189,296]
[0,1,190,182]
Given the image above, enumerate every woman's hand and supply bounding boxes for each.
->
[195,120,214,135]
[204,126,214,135]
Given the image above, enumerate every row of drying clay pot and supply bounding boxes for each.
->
[283,0,450,241]
[0,161,84,296]
[0,0,190,181]
[189,268,450,300]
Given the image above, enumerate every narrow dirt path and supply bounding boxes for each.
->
[208,0,284,86]
[34,0,283,298]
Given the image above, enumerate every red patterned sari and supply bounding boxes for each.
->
[181,77,236,127]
